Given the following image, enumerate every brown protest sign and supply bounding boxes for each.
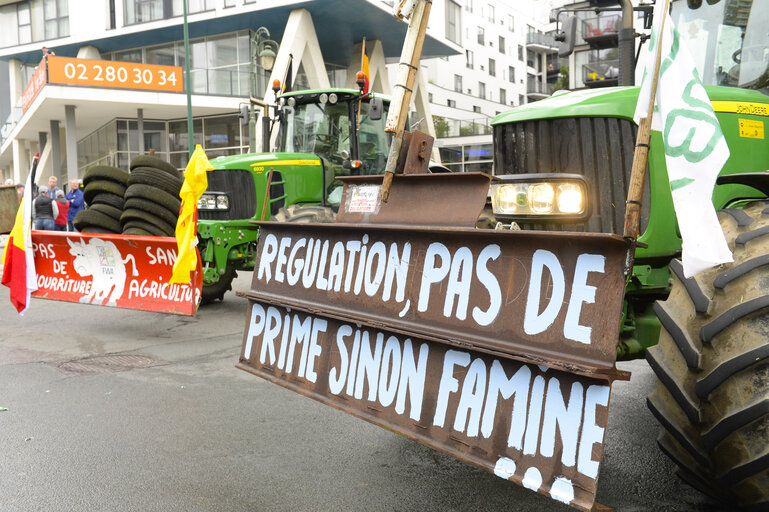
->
[245,223,628,377]
[238,301,613,512]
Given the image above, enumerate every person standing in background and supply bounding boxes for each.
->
[54,189,69,231]
[66,179,84,231]
[47,176,61,197]
[33,185,58,231]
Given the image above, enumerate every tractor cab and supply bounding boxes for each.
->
[674,0,768,92]
[275,89,391,206]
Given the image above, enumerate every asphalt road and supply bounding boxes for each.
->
[0,271,732,512]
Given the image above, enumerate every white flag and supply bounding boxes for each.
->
[634,1,733,278]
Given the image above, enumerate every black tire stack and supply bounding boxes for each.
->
[122,155,183,236]
[75,165,129,234]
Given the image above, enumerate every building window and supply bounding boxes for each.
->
[488,59,495,77]
[498,36,505,54]
[478,82,486,99]
[527,49,535,68]
[454,74,462,92]
[428,92,433,103]
[473,106,481,113]
[465,49,473,69]
[499,89,506,105]
[447,99,456,108]
[124,0,215,26]
[508,66,515,82]
[477,27,484,46]
[224,0,237,6]
[0,0,70,47]
[508,15,514,32]
[487,4,494,23]
[465,0,472,13]
[519,94,525,105]
[445,0,460,44]
[518,45,523,61]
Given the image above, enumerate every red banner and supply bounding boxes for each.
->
[30,231,201,315]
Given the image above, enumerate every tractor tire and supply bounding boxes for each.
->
[124,197,179,227]
[120,208,175,236]
[271,204,336,223]
[124,184,181,214]
[89,192,125,211]
[88,203,123,221]
[129,155,178,176]
[77,225,117,235]
[476,207,497,229]
[647,201,769,510]
[84,180,127,204]
[74,209,122,233]
[201,265,237,305]
[122,227,154,236]
[122,220,168,237]
[128,167,183,196]
[83,165,129,186]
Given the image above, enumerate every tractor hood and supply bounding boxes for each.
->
[209,152,322,171]
[492,85,769,126]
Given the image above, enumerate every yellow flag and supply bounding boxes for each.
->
[170,145,214,285]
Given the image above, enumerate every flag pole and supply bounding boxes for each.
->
[623,0,670,240]
[356,37,366,131]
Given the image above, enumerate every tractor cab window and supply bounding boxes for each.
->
[281,100,350,163]
[673,0,768,93]
[357,100,391,175]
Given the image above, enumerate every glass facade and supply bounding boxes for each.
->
[106,31,253,97]
[438,143,493,173]
[0,0,69,48]
[123,0,215,26]
[77,115,245,174]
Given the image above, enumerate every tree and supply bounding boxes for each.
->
[550,66,570,93]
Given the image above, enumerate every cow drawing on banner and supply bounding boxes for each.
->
[67,238,138,306]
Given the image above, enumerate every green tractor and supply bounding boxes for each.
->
[489,0,768,506]
[196,88,395,303]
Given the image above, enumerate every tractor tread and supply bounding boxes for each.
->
[700,294,769,343]
[736,225,769,246]
[703,398,769,450]
[713,254,769,289]
[695,344,769,399]
[653,300,702,368]
[669,259,710,313]
[721,208,754,227]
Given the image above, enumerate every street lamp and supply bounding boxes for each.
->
[249,27,279,152]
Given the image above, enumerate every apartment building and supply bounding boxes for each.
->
[418,0,560,173]
[0,0,457,184]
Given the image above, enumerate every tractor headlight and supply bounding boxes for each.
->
[198,192,230,211]
[490,174,589,221]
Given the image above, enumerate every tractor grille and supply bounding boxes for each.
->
[492,117,649,234]
[198,169,257,221]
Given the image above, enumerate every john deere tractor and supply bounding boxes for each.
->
[196,88,392,302]
[488,0,768,507]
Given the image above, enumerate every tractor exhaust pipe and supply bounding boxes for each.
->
[618,0,635,86]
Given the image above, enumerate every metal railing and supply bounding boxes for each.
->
[581,14,621,42]
[526,80,550,96]
[433,117,493,138]
[582,59,620,85]
[525,32,557,50]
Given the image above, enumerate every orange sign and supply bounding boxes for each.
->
[21,58,47,112]
[47,56,183,93]
[31,231,201,315]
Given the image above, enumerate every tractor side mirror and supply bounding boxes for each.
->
[557,16,577,58]
[369,97,383,121]
[239,104,250,126]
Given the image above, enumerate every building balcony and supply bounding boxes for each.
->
[581,15,620,50]
[526,32,558,53]
[547,62,562,78]
[583,60,619,88]
[526,79,550,100]
[432,116,493,138]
